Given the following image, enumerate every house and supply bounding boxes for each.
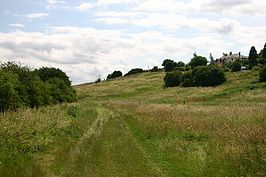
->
[214,52,248,65]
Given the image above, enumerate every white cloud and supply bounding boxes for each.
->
[2,24,263,84]
[76,2,94,11]
[25,13,49,19]
[46,0,66,9]
[9,23,25,28]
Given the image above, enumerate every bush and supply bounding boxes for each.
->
[35,67,71,86]
[183,66,226,87]
[231,61,241,72]
[189,54,208,67]
[164,71,182,87]
[0,62,76,112]
[0,70,21,111]
[125,68,143,76]
[259,65,266,82]
[107,71,122,80]
[151,66,159,72]
[162,59,176,72]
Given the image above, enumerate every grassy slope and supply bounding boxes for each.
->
[0,69,265,176]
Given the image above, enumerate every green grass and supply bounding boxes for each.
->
[0,70,265,176]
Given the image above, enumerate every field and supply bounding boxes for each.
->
[0,69,265,176]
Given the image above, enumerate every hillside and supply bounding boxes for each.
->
[1,69,266,176]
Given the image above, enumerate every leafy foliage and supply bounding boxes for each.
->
[35,67,71,86]
[182,66,226,87]
[0,62,76,112]
[164,71,182,87]
[107,71,122,80]
[189,53,208,67]
[125,68,144,76]
[162,59,177,72]
[248,46,258,68]
[150,66,159,72]
[231,61,241,72]
[259,65,266,82]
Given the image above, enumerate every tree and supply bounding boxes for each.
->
[107,71,122,80]
[189,53,208,67]
[209,53,215,65]
[176,61,185,67]
[248,46,257,68]
[151,66,159,72]
[231,61,241,72]
[182,66,226,87]
[162,59,176,72]
[258,43,266,65]
[0,70,20,112]
[35,67,71,86]
[125,68,143,76]
[164,71,182,87]
[259,65,266,82]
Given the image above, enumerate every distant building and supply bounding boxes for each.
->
[215,52,248,65]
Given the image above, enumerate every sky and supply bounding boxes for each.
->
[0,0,266,84]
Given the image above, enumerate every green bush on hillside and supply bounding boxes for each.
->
[259,65,266,82]
[164,71,182,87]
[0,62,76,112]
[231,61,241,72]
[125,68,144,76]
[107,71,122,80]
[183,66,226,87]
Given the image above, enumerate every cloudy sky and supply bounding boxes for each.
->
[0,0,266,84]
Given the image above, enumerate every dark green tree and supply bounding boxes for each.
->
[259,65,266,82]
[189,53,208,67]
[125,68,143,76]
[164,71,182,87]
[107,71,122,80]
[35,67,71,86]
[258,43,266,65]
[231,61,241,72]
[177,61,185,67]
[209,53,215,65]
[248,46,257,67]
[162,59,176,72]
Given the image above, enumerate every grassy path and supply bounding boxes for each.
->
[53,104,162,177]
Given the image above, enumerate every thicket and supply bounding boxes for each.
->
[231,61,241,72]
[125,68,144,76]
[164,71,182,87]
[183,66,226,87]
[107,70,122,80]
[0,62,76,112]
[259,65,266,82]
[164,65,226,88]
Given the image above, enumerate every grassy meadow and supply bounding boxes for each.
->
[0,69,265,176]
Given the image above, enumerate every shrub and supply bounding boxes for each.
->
[231,61,241,72]
[183,66,226,87]
[35,67,71,86]
[162,59,176,72]
[151,66,159,72]
[0,70,21,112]
[164,71,182,87]
[125,68,143,76]
[107,71,122,80]
[259,65,266,82]
[189,53,208,67]
[0,62,76,112]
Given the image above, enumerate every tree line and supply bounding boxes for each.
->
[104,43,266,86]
[0,62,76,112]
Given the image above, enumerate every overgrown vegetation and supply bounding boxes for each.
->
[0,62,76,112]
[231,61,241,72]
[125,68,144,76]
[164,71,182,87]
[107,70,122,80]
